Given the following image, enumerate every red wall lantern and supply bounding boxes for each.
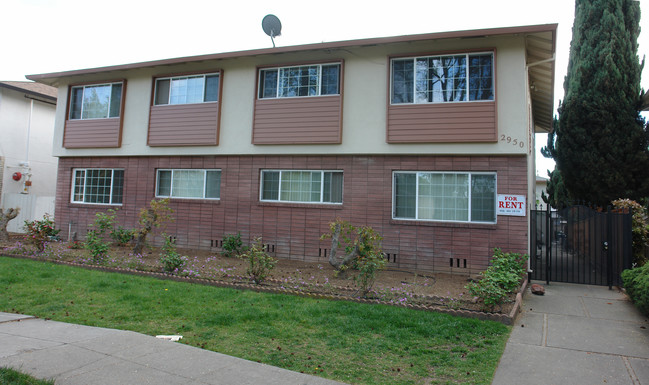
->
[12,172,22,181]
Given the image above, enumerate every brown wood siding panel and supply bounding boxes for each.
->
[253,96,342,144]
[387,102,497,143]
[63,118,121,148]
[148,103,219,146]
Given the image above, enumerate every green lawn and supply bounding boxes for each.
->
[0,257,510,384]
[0,367,54,385]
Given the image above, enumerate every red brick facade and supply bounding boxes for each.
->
[55,155,528,274]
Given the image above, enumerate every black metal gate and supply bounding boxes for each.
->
[530,205,632,288]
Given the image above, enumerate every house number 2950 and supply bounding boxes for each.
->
[500,135,525,148]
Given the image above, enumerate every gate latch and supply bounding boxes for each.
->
[602,241,609,251]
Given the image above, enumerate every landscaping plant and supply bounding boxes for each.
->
[159,234,187,273]
[242,237,276,284]
[621,263,649,316]
[84,211,115,261]
[110,225,134,247]
[132,198,174,255]
[466,248,527,311]
[0,207,20,242]
[23,214,60,252]
[222,232,244,258]
[321,219,386,296]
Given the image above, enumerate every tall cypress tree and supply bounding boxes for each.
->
[554,0,648,207]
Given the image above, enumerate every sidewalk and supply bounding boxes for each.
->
[0,313,345,385]
[492,281,649,385]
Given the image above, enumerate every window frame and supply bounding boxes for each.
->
[259,169,344,205]
[155,169,221,200]
[390,51,495,105]
[257,62,342,100]
[392,171,497,224]
[153,72,221,106]
[68,82,124,120]
[70,168,124,206]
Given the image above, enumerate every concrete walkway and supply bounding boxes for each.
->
[0,313,345,385]
[492,281,649,385]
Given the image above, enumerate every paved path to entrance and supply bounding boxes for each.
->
[492,281,649,384]
[0,312,345,385]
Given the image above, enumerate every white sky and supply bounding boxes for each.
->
[2,0,649,176]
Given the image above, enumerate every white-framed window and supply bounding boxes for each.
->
[154,73,220,105]
[393,171,496,223]
[69,83,123,120]
[258,63,341,99]
[391,52,493,104]
[71,168,124,205]
[156,169,221,199]
[260,170,343,204]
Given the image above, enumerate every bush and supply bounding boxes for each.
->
[622,264,649,316]
[242,237,276,284]
[466,249,527,310]
[24,214,60,252]
[159,234,187,273]
[110,226,134,246]
[222,233,244,258]
[84,211,115,261]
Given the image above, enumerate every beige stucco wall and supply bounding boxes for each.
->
[50,34,531,158]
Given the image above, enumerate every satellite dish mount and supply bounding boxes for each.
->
[262,14,282,48]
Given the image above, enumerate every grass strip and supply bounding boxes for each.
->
[0,257,510,384]
[0,367,55,385]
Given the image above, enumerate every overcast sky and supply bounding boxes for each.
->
[2,0,648,176]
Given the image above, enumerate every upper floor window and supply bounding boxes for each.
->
[72,168,124,205]
[156,169,221,199]
[258,63,340,99]
[393,171,496,223]
[69,83,123,120]
[154,74,219,105]
[260,170,343,204]
[391,53,493,104]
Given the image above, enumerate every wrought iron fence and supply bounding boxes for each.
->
[530,204,632,288]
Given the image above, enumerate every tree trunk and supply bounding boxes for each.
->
[0,208,20,242]
[328,222,360,272]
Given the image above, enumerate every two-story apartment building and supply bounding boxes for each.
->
[27,24,556,274]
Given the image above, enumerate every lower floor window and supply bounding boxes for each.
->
[393,171,496,223]
[261,170,343,204]
[156,169,221,199]
[72,168,124,205]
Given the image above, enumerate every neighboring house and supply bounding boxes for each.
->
[0,81,58,233]
[27,24,556,274]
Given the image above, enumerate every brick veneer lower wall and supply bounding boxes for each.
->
[55,155,528,274]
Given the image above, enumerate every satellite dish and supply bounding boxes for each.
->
[262,14,282,48]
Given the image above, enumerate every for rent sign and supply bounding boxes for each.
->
[497,194,526,216]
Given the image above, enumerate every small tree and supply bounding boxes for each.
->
[0,208,20,242]
[321,219,386,296]
[132,198,174,255]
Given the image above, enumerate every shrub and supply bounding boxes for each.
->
[466,248,527,310]
[84,211,115,262]
[111,226,134,246]
[612,199,648,267]
[222,233,244,258]
[159,234,187,273]
[622,264,649,316]
[133,198,174,255]
[321,219,386,296]
[24,214,60,252]
[242,237,276,284]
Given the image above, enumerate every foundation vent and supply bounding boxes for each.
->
[210,239,223,248]
[385,253,398,263]
[449,258,467,268]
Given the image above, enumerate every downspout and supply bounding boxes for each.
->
[20,98,33,194]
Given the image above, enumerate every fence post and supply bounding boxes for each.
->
[545,203,551,285]
[606,206,613,290]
